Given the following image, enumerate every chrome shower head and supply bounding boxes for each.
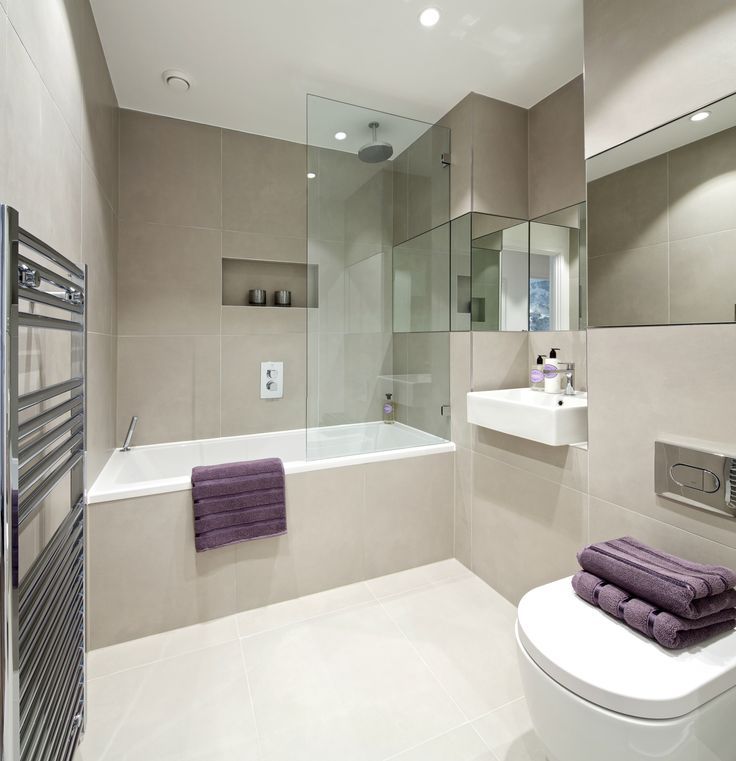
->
[358,121,393,163]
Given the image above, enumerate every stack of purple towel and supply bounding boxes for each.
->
[191,458,286,552]
[572,536,736,649]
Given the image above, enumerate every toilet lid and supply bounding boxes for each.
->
[517,577,736,719]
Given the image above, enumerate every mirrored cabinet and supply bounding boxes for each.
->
[393,204,586,333]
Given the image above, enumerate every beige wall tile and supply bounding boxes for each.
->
[471,331,529,391]
[87,332,116,483]
[584,0,736,156]
[222,229,306,263]
[473,427,588,494]
[587,324,736,549]
[668,126,736,242]
[0,28,44,238]
[588,244,669,327]
[222,130,306,237]
[88,493,237,647]
[392,149,409,246]
[41,85,82,261]
[82,162,116,335]
[403,332,450,438]
[118,221,222,335]
[119,109,222,227]
[79,0,118,208]
[117,335,221,445]
[472,94,528,219]
[450,332,472,448]
[363,453,453,577]
[529,76,586,220]
[670,229,736,324]
[454,446,472,568]
[438,95,473,220]
[221,306,306,335]
[220,333,306,436]
[472,453,587,604]
[587,155,668,257]
[234,466,366,611]
[9,0,85,143]
[588,496,736,569]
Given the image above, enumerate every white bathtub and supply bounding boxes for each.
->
[88,421,454,504]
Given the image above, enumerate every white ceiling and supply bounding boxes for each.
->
[91,0,583,146]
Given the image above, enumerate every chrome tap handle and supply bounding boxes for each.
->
[121,415,138,451]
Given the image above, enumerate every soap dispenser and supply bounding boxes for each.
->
[383,393,395,424]
[544,348,561,394]
[531,355,545,391]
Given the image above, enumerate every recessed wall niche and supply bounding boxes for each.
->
[221,258,318,308]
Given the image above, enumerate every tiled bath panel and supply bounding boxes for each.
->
[87,453,454,648]
[77,560,543,761]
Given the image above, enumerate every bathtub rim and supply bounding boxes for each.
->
[87,424,455,505]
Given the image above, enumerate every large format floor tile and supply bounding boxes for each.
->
[379,574,524,719]
[78,642,260,761]
[241,600,465,761]
[78,561,543,761]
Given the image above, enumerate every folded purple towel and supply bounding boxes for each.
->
[193,488,285,518]
[195,517,287,552]
[192,458,286,552]
[572,571,736,650]
[577,536,736,618]
[192,472,284,501]
[192,458,283,483]
[195,503,285,534]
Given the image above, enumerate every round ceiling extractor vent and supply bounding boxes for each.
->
[162,70,191,92]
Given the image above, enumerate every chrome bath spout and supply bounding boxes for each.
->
[120,416,138,451]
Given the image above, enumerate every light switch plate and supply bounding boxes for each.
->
[261,361,283,399]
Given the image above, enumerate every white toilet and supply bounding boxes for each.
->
[516,578,736,761]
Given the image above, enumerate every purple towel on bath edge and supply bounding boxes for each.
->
[191,458,286,552]
[577,536,736,619]
[572,571,736,649]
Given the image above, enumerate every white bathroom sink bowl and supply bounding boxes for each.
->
[467,388,587,446]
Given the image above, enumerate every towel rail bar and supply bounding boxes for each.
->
[20,545,82,646]
[19,499,83,594]
[19,432,84,495]
[18,284,84,314]
[19,449,84,528]
[18,311,83,332]
[18,413,84,464]
[19,395,83,439]
[17,253,83,294]
[20,599,82,712]
[18,228,84,280]
[3,204,87,761]
[19,377,84,411]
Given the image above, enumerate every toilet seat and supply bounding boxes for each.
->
[517,577,736,719]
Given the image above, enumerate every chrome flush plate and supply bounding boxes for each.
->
[655,441,736,518]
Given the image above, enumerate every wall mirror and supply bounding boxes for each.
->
[529,203,586,332]
[587,91,736,327]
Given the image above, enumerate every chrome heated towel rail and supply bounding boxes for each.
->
[1,205,86,761]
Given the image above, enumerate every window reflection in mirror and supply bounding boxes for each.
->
[529,203,587,332]
[586,91,736,327]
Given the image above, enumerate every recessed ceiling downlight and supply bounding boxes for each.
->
[334,131,348,141]
[307,172,317,179]
[162,69,191,92]
[419,7,441,27]
[690,111,710,122]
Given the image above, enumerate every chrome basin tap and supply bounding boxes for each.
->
[558,363,576,395]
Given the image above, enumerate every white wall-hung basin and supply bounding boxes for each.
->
[467,388,588,446]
